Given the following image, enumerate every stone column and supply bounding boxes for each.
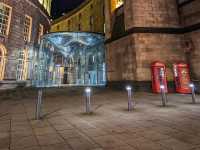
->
[104,0,112,39]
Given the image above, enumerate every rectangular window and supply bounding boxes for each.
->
[38,0,43,5]
[111,0,124,12]
[116,0,124,8]
[16,49,28,81]
[24,15,32,42]
[38,24,44,44]
[68,20,71,30]
[79,13,82,21]
[90,16,94,31]
[0,3,12,36]
[78,23,81,31]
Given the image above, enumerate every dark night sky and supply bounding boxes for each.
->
[51,0,85,19]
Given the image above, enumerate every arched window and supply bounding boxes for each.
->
[0,44,7,80]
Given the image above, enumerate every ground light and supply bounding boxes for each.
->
[160,85,167,107]
[189,83,196,104]
[85,87,92,113]
[126,85,134,111]
[36,88,43,120]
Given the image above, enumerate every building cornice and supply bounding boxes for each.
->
[25,0,51,24]
[106,22,200,43]
[178,0,197,7]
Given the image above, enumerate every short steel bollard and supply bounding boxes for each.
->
[36,88,43,120]
[85,87,92,113]
[126,86,134,111]
[160,85,167,107]
[189,83,196,104]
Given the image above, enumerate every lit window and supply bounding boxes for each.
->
[38,0,51,15]
[0,44,7,80]
[111,0,124,12]
[24,15,32,42]
[16,49,28,81]
[38,0,43,5]
[116,0,124,8]
[0,3,12,36]
[38,24,44,44]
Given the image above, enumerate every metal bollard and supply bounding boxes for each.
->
[126,86,134,111]
[189,83,196,104]
[36,88,43,120]
[160,85,167,107]
[85,87,92,113]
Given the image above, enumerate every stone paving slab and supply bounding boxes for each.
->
[0,89,200,150]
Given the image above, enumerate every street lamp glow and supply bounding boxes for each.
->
[160,85,165,89]
[85,87,91,93]
[126,85,132,91]
[189,83,194,88]
[126,85,134,111]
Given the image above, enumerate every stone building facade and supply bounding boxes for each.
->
[179,0,200,82]
[0,0,51,89]
[105,0,200,91]
[51,0,104,34]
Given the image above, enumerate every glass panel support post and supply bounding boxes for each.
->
[126,86,134,111]
[189,83,196,104]
[85,87,91,113]
[160,85,167,107]
[35,88,43,120]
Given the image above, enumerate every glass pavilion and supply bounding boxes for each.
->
[32,32,106,87]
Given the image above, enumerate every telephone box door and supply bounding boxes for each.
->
[173,63,191,94]
[151,61,168,93]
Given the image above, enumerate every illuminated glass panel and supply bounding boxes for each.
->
[32,32,106,87]
[0,3,12,36]
[38,24,44,44]
[24,15,32,42]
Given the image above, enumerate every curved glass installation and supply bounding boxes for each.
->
[32,32,106,87]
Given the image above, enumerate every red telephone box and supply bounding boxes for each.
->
[151,61,168,93]
[173,62,191,94]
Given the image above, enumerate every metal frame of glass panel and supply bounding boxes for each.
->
[31,32,106,88]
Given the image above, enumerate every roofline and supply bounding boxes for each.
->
[52,0,92,25]
[42,31,105,39]
[26,0,51,24]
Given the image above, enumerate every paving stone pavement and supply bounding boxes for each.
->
[0,88,200,150]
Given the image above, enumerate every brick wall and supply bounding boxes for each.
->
[179,0,200,80]
[0,0,50,80]
[106,0,186,86]
[133,33,185,81]
[124,0,180,29]
[106,35,136,81]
